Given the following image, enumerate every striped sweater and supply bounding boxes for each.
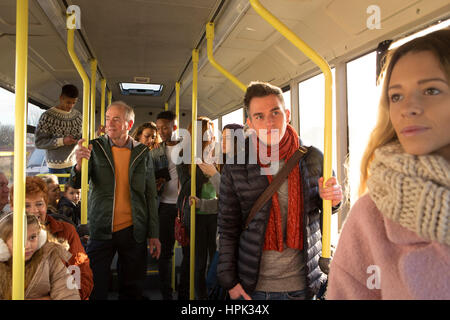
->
[35,107,82,169]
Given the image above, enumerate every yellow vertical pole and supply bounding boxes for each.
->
[249,0,333,270]
[190,49,199,300]
[165,102,168,111]
[67,23,90,225]
[100,79,106,135]
[12,0,28,300]
[175,82,180,136]
[90,59,97,139]
[206,22,246,92]
[107,89,112,106]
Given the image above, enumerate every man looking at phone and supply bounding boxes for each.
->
[151,110,181,300]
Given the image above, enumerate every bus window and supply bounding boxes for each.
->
[282,88,291,113]
[346,51,380,206]
[222,108,244,129]
[0,87,15,180]
[27,102,45,127]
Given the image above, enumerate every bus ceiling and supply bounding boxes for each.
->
[0,0,448,120]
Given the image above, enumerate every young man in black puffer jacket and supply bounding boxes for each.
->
[217,81,343,300]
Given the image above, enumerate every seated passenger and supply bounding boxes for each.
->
[0,172,10,216]
[57,183,81,226]
[131,121,161,150]
[327,29,450,300]
[10,176,93,300]
[0,213,80,300]
[40,174,61,215]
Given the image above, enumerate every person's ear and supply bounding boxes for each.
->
[285,109,290,124]
[246,117,253,129]
[127,120,134,131]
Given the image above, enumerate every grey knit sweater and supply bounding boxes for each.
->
[35,107,82,169]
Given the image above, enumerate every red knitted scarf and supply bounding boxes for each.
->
[256,124,303,252]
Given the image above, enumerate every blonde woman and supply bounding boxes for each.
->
[327,29,450,299]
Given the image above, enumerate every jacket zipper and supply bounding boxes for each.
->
[95,141,116,232]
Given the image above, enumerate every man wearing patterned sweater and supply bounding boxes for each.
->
[35,84,82,183]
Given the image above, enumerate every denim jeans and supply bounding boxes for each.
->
[249,289,307,300]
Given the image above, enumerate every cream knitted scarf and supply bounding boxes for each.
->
[367,141,450,246]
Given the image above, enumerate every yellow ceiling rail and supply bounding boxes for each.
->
[206,22,246,92]
[67,16,90,226]
[190,49,199,300]
[175,82,180,137]
[100,79,106,135]
[12,0,28,300]
[90,59,97,139]
[0,151,14,157]
[249,0,333,272]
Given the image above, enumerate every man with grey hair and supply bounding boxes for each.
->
[71,101,161,300]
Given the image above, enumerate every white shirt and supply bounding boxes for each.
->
[160,145,179,204]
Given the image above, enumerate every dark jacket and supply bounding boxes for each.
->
[217,137,331,298]
[70,135,159,242]
[57,196,81,226]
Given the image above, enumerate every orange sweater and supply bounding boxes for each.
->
[111,146,133,232]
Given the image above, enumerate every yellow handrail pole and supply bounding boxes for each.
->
[175,82,180,137]
[90,59,97,139]
[100,79,106,135]
[67,21,90,225]
[165,102,168,111]
[12,0,28,300]
[249,0,333,268]
[205,22,246,92]
[107,89,112,106]
[189,49,199,300]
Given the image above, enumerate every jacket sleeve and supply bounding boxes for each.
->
[48,250,81,300]
[65,224,93,300]
[217,164,241,291]
[35,113,64,150]
[198,198,218,214]
[146,153,159,239]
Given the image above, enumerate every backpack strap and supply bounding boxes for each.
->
[243,146,308,230]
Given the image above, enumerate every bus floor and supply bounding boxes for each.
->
[107,246,183,300]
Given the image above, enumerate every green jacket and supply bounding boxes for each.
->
[70,135,159,242]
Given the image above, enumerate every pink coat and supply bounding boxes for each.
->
[327,194,450,300]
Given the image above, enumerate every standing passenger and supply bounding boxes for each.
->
[72,101,161,300]
[131,121,161,150]
[35,84,82,184]
[150,110,180,300]
[217,81,343,300]
[327,29,450,300]
[177,117,220,300]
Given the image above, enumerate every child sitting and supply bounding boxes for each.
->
[57,183,81,226]
[0,213,80,300]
